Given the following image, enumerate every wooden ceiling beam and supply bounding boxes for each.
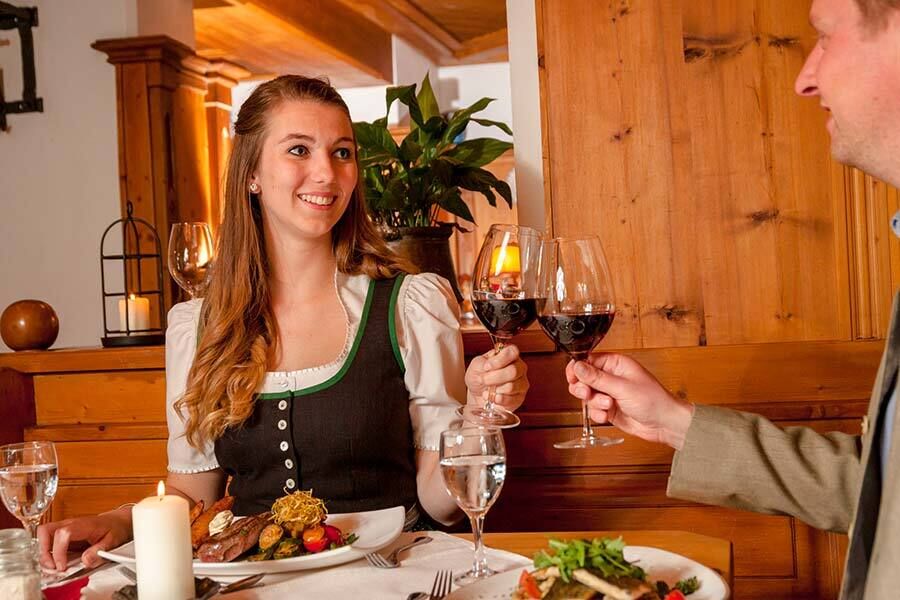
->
[454,27,508,61]
[248,0,393,82]
[337,0,452,64]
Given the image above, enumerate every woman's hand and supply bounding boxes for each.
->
[566,353,694,450]
[37,509,133,571]
[465,344,530,411]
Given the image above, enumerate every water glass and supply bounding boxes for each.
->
[439,427,506,586]
[0,442,58,539]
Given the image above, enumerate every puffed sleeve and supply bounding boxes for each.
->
[396,273,466,451]
[165,299,220,473]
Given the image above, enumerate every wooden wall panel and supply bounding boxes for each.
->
[537,0,864,349]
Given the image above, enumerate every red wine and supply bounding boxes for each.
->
[472,298,539,339]
[538,310,615,359]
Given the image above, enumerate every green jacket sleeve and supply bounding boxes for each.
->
[667,404,862,533]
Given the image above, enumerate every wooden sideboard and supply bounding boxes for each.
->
[0,331,881,598]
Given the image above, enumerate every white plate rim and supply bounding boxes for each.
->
[444,545,730,600]
[97,505,405,575]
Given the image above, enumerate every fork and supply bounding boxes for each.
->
[364,535,432,568]
[428,569,453,599]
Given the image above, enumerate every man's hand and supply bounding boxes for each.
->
[567,353,694,450]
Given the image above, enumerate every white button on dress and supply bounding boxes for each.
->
[277,420,287,431]
[285,459,294,469]
[278,400,288,410]
[286,478,296,489]
[280,441,289,452]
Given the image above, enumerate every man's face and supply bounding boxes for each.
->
[795,0,900,185]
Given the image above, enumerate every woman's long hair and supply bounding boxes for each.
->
[177,75,414,449]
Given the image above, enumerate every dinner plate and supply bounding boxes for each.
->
[97,505,405,576]
[444,546,730,600]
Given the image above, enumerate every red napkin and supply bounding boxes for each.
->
[43,576,90,600]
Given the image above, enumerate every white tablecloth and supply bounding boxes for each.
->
[78,531,531,599]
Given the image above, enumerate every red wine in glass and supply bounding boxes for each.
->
[537,235,623,449]
[463,224,544,429]
[537,309,615,360]
[472,297,539,339]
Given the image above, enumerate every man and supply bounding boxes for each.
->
[568,0,900,598]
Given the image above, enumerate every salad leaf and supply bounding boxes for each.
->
[533,537,646,583]
[675,576,701,594]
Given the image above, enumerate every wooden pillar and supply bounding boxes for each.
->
[91,36,248,311]
[204,60,250,236]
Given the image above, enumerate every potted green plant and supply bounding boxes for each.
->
[353,74,514,301]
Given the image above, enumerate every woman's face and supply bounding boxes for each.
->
[251,99,358,244]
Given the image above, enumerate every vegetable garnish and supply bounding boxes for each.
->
[533,537,646,583]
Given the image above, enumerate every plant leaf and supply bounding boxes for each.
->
[436,188,475,224]
[443,97,494,144]
[399,136,423,163]
[444,138,512,167]
[417,73,440,123]
[382,175,407,211]
[471,117,513,136]
[354,121,399,167]
[386,84,424,128]
[454,166,513,209]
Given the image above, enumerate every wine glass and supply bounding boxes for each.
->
[168,222,214,299]
[439,427,506,586]
[461,224,543,428]
[537,236,623,449]
[0,441,59,538]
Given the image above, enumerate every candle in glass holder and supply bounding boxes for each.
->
[132,481,194,600]
[117,294,149,332]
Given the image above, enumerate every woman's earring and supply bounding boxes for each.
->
[249,183,260,194]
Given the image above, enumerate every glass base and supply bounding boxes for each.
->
[456,404,520,429]
[554,435,624,449]
[453,565,498,587]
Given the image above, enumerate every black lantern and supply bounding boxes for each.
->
[100,201,166,346]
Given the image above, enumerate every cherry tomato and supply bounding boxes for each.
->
[303,536,329,553]
[323,524,342,543]
[302,525,325,544]
[518,570,542,599]
[664,591,686,600]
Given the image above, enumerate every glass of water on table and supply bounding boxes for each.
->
[0,441,58,539]
[439,427,506,586]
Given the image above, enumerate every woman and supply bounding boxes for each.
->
[38,75,529,571]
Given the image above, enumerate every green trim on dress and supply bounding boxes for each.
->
[257,277,376,399]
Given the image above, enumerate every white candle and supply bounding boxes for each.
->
[117,294,150,332]
[132,481,194,600]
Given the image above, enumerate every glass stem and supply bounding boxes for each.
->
[573,352,595,441]
[469,513,489,577]
[482,338,505,415]
[23,517,39,539]
[581,399,595,441]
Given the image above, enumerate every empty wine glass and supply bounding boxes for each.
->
[461,224,543,428]
[168,223,214,299]
[439,427,506,586]
[0,441,59,538]
[537,236,623,449]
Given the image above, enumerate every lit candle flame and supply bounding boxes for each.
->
[157,481,165,499]
[491,244,521,276]
[129,293,136,301]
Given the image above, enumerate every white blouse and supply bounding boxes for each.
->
[166,271,466,474]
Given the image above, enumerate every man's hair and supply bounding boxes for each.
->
[856,0,900,28]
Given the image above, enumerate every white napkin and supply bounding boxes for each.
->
[81,531,532,599]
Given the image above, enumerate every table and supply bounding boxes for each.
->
[75,529,732,599]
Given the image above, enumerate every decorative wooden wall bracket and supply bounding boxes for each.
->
[0,1,42,132]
